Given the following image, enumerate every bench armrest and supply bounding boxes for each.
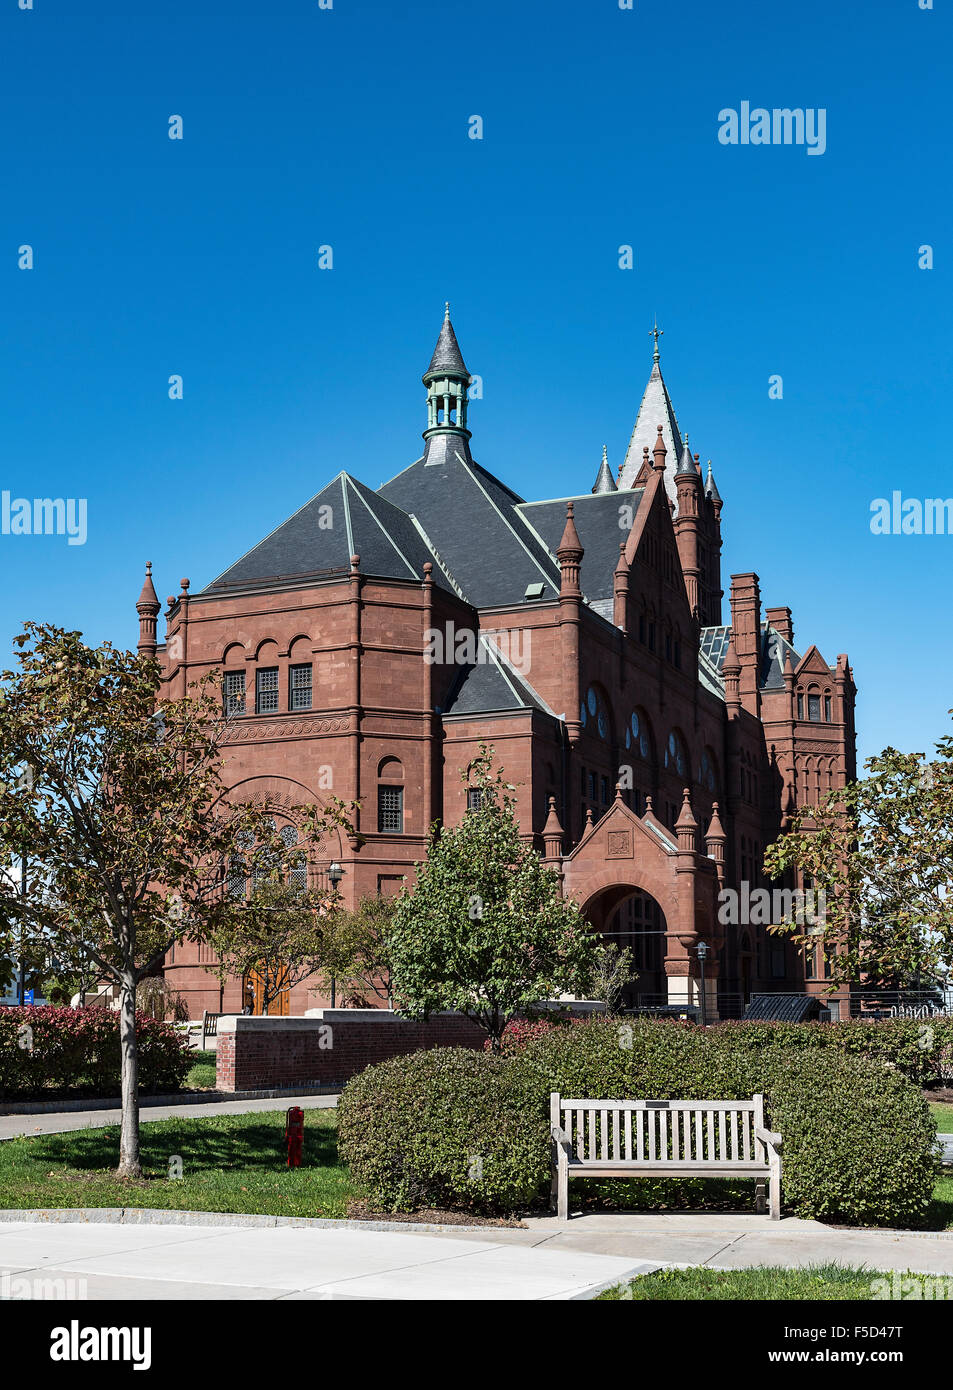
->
[755,1126,783,1151]
[551,1124,572,1155]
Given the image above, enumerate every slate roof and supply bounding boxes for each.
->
[426,313,468,378]
[518,490,644,604]
[379,437,562,608]
[618,359,684,508]
[202,472,451,595]
[699,623,804,693]
[441,634,555,718]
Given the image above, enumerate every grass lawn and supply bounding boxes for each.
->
[184,1049,218,1090]
[929,1101,953,1131]
[599,1264,916,1300]
[0,1110,354,1219]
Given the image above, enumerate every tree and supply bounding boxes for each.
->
[0,623,351,1176]
[208,877,339,1015]
[388,746,601,1048]
[315,894,396,1007]
[763,721,953,991]
[589,941,636,1012]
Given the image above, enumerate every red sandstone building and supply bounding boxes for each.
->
[140,311,856,1021]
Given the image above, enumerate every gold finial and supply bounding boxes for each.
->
[650,316,663,362]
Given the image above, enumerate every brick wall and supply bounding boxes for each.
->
[215,1010,489,1091]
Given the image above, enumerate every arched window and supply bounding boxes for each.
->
[579,685,609,740]
[227,818,307,899]
[664,730,686,778]
[698,747,717,793]
[624,710,650,760]
[378,757,405,834]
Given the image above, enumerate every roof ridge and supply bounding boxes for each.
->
[343,475,420,582]
[458,456,559,592]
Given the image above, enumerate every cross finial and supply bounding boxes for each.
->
[650,316,663,362]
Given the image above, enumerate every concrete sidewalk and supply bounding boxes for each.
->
[2,1208,953,1300]
[0,1218,650,1301]
[0,1094,338,1142]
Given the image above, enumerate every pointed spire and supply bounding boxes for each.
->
[136,562,161,657]
[618,324,683,498]
[676,439,696,476]
[425,304,468,378]
[423,305,471,445]
[705,802,727,884]
[675,787,698,853]
[653,424,667,472]
[542,796,564,862]
[705,461,722,504]
[706,801,726,845]
[557,501,583,560]
[591,444,617,494]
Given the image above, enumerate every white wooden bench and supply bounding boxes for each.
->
[550,1093,782,1221]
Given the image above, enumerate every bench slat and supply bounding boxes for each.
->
[613,1107,621,1161]
[624,1108,632,1161]
[557,1099,756,1112]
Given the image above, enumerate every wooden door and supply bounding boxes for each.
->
[245,962,290,1016]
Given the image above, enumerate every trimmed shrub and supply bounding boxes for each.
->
[0,1005,191,1097]
[339,1017,940,1227]
[338,1048,548,1212]
[706,1016,953,1088]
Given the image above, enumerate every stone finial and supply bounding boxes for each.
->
[653,424,667,472]
[542,796,564,861]
[557,502,584,598]
[136,562,161,656]
[675,787,698,853]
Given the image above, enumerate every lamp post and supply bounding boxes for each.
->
[695,940,709,1028]
[15,765,33,1008]
[327,861,345,1008]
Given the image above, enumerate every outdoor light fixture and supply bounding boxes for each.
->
[326,862,345,1007]
[695,940,709,1028]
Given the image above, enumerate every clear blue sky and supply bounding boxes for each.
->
[1,0,949,768]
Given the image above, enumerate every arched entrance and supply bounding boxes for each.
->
[583,884,668,1008]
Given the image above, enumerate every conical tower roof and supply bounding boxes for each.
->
[618,328,684,507]
[591,445,617,494]
[425,303,468,379]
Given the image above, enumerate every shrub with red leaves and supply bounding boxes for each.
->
[0,1005,190,1097]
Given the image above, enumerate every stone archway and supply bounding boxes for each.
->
[559,787,722,1013]
[582,882,668,1007]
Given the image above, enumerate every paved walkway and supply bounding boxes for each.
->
[521,1211,953,1276]
[2,1209,952,1300]
[0,1095,338,1142]
[0,1218,647,1301]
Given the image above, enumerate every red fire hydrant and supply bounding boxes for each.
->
[285,1106,304,1168]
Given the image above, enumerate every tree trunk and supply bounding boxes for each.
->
[118,973,142,1178]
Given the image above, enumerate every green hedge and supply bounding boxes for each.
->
[0,1005,191,1097]
[338,1048,546,1212]
[338,1017,940,1227]
[706,1016,953,1088]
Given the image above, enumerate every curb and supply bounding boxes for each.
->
[1,1086,341,1116]
[0,1207,528,1237]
